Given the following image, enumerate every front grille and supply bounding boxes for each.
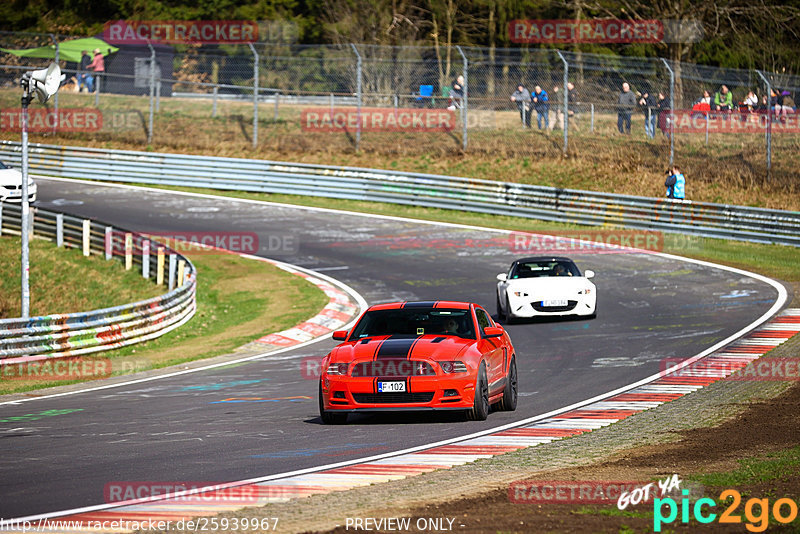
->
[353,392,435,404]
[351,360,435,377]
[532,300,577,312]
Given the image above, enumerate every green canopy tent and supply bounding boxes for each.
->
[0,37,118,63]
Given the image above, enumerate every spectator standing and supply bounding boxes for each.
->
[549,85,562,131]
[87,48,105,93]
[449,75,465,109]
[638,90,657,139]
[714,85,733,111]
[617,82,636,134]
[566,81,578,129]
[77,50,92,93]
[510,84,531,127]
[664,165,685,200]
[656,92,670,137]
[532,85,549,130]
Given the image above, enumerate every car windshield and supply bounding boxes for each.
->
[0,162,10,170]
[511,260,581,279]
[350,308,475,339]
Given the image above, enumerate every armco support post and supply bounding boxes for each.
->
[125,232,133,270]
[168,254,177,291]
[157,246,165,285]
[56,214,63,247]
[142,240,150,279]
[104,226,112,259]
[177,259,186,288]
[82,219,91,256]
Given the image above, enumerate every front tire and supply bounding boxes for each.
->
[319,382,347,424]
[466,363,489,421]
[497,356,517,411]
[496,293,507,323]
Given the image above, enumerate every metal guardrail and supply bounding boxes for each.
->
[1,141,799,247]
[0,202,196,361]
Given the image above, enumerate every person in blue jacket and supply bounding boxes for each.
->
[665,165,685,199]
[532,85,549,130]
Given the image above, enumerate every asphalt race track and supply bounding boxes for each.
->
[0,178,784,518]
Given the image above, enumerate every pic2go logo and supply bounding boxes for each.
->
[654,489,799,532]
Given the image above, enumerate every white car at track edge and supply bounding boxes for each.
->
[0,161,37,203]
[496,256,596,321]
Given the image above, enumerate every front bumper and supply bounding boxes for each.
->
[508,295,596,318]
[0,183,37,203]
[321,374,476,412]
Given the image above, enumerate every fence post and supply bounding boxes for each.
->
[249,43,259,149]
[147,42,155,145]
[142,239,150,279]
[156,76,161,112]
[350,44,362,152]
[660,58,675,167]
[755,70,772,177]
[274,91,279,121]
[157,246,165,285]
[456,46,468,151]
[125,232,133,270]
[177,259,186,288]
[705,110,709,145]
[56,213,63,247]
[104,226,112,259]
[168,253,177,291]
[212,86,218,117]
[94,73,100,107]
[82,219,91,256]
[50,34,59,134]
[556,51,569,156]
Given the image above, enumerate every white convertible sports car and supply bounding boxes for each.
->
[496,256,596,321]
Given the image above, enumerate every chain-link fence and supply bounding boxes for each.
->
[1,32,798,185]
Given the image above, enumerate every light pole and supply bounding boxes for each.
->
[18,62,62,318]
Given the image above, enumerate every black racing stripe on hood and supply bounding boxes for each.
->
[374,336,420,360]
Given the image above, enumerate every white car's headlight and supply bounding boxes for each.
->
[512,291,528,297]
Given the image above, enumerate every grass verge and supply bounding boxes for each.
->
[0,235,161,318]
[0,246,329,395]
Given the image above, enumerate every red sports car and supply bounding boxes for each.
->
[318,301,518,424]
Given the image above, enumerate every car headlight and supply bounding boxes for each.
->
[513,291,528,297]
[578,288,592,295]
[439,361,468,373]
[326,363,349,375]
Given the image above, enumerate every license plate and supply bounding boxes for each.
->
[543,299,568,307]
[378,381,406,393]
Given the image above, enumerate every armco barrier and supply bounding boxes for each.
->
[0,202,196,361]
[1,141,799,246]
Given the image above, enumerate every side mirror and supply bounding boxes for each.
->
[584,269,595,279]
[483,326,504,338]
[496,273,507,281]
[332,330,349,341]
